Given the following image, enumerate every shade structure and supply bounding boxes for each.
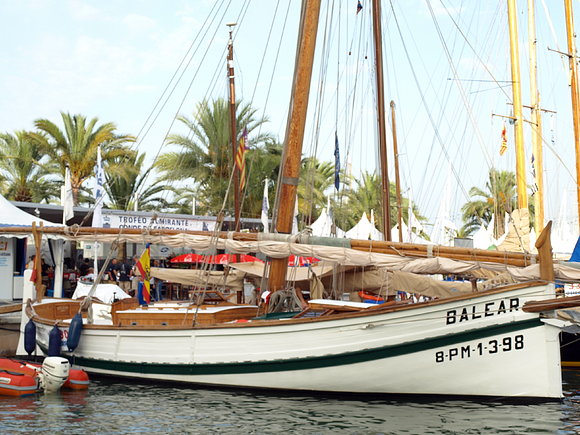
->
[170,253,205,264]
[171,253,318,266]
[171,253,262,264]
[206,254,263,264]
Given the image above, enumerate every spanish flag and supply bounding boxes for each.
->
[499,122,508,156]
[136,244,151,304]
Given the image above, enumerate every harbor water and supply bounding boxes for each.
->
[2,371,580,434]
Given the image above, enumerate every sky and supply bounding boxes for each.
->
[1,0,579,234]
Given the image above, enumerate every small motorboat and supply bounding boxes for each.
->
[0,357,89,396]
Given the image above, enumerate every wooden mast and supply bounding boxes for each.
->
[564,0,580,232]
[528,0,544,234]
[507,0,528,210]
[390,101,403,242]
[372,0,392,241]
[227,22,241,231]
[269,0,322,291]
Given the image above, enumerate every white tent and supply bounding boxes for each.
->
[346,212,384,241]
[310,207,345,238]
[472,225,495,250]
[391,221,432,244]
[0,194,64,300]
[0,194,61,228]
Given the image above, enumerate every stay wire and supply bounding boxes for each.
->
[77,0,229,226]
[389,0,469,202]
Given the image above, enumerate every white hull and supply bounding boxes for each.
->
[34,283,563,398]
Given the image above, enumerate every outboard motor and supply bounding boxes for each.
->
[38,357,70,393]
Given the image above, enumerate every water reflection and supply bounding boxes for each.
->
[0,372,579,434]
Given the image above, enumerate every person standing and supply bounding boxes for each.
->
[152,259,164,301]
[117,258,131,294]
[130,255,141,297]
[106,258,120,283]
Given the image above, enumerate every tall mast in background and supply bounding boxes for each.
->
[507,0,528,210]
[528,0,544,233]
[390,101,403,242]
[564,0,580,232]
[371,0,392,241]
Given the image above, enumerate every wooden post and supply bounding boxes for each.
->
[31,222,45,301]
[535,220,554,281]
[269,0,322,291]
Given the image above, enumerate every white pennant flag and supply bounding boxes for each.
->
[92,146,104,227]
[61,167,74,224]
[261,179,269,233]
[292,199,299,234]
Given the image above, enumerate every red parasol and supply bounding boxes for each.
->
[170,253,205,264]
[203,254,264,264]
[287,255,320,266]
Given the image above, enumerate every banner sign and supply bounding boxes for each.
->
[102,211,216,232]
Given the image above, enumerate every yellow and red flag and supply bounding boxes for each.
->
[499,123,508,156]
[236,127,248,190]
[136,244,151,304]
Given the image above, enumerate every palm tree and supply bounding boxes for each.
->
[29,113,135,205]
[105,152,172,211]
[461,169,517,238]
[335,171,425,234]
[241,140,283,218]
[156,98,274,214]
[0,131,59,202]
[297,157,335,224]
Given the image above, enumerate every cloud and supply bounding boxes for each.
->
[123,14,156,32]
[67,0,105,21]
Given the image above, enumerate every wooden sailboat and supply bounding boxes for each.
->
[12,0,580,399]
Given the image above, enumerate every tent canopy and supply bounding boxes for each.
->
[0,194,61,228]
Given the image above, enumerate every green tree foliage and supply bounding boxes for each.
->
[461,169,517,238]
[297,157,335,224]
[29,113,135,205]
[0,131,59,202]
[334,171,425,234]
[104,152,171,211]
[241,140,282,218]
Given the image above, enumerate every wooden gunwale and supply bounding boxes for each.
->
[0,303,21,315]
[28,280,547,331]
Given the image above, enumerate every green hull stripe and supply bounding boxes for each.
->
[64,318,544,376]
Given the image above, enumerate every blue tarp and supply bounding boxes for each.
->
[569,237,580,262]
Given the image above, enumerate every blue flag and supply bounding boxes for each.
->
[334,132,340,190]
